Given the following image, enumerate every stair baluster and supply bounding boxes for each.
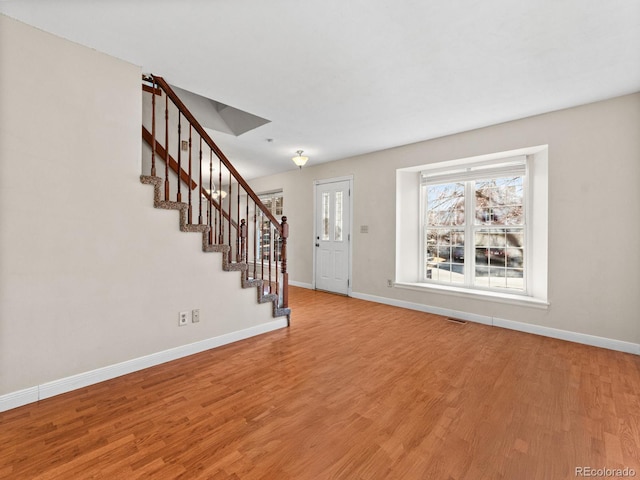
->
[198,137,203,225]
[187,125,192,224]
[176,112,182,203]
[151,77,156,177]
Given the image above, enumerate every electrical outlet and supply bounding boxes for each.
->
[192,309,200,323]
[387,279,393,287]
[179,311,188,326]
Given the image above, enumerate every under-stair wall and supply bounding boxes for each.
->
[0,14,285,412]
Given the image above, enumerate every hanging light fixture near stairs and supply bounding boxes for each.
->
[292,150,308,169]
[203,186,227,199]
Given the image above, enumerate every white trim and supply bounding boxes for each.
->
[421,155,526,184]
[289,280,313,289]
[256,188,284,197]
[493,318,640,355]
[394,281,549,309]
[351,291,493,325]
[351,291,639,355]
[0,387,39,412]
[398,145,548,173]
[0,319,287,413]
[313,175,354,185]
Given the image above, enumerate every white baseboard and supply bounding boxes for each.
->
[351,292,493,325]
[493,317,640,355]
[0,319,287,413]
[289,280,313,289]
[0,387,39,412]
[351,291,640,355]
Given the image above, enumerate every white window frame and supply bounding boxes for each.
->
[420,156,529,294]
[395,146,548,308]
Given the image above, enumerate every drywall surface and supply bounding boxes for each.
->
[0,15,275,395]
[249,92,640,346]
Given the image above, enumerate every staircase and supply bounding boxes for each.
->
[140,75,290,322]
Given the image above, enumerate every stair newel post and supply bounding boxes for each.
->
[275,228,279,298]
[176,112,182,202]
[281,216,289,308]
[164,94,170,201]
[239,219,247,263]
[208,149,213,245]
[260,209,264,284]
[236,183,241,261]
[268,220,273,294]
[245,198,250,279]
[151,77,156,177]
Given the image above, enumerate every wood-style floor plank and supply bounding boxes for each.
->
[1,287,639,479]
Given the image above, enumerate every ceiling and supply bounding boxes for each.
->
[2,0,639,179]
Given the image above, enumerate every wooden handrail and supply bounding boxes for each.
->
[151,75,282,235]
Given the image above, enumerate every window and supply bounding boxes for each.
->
[258,190,284,262]
[395,146,548,306]
[422,157,526,292]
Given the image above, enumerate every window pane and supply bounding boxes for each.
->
[474,227,524,290]
[475,266,490,287]
[506,248,523,268]
[426,183,465,226]
[425,228,464,284]
[322,192,330,240]
[475,231,489,247]
[489,268,507,288]
[260,220,271,261]
[258,193,284,216]
[335,191,343,241]
[475,176,523,225]
[506,269,524,289]
[475,248,488,268]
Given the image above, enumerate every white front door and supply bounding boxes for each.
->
[314,179,351,295]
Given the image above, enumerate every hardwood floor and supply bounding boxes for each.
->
[1,287,639,479]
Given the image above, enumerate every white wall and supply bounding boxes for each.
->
[0,15,277,399]
[249,92,640,347]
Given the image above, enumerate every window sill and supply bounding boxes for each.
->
[393,282,549,309]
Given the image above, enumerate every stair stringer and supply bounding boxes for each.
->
[140,175,291,323]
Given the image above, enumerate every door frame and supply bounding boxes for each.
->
[312,175,354,295]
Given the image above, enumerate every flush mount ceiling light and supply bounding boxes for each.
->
[213,190,228,199]
[292,150,308,169]
[203,187,227,200]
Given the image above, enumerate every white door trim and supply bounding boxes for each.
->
[313,175,353,295]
